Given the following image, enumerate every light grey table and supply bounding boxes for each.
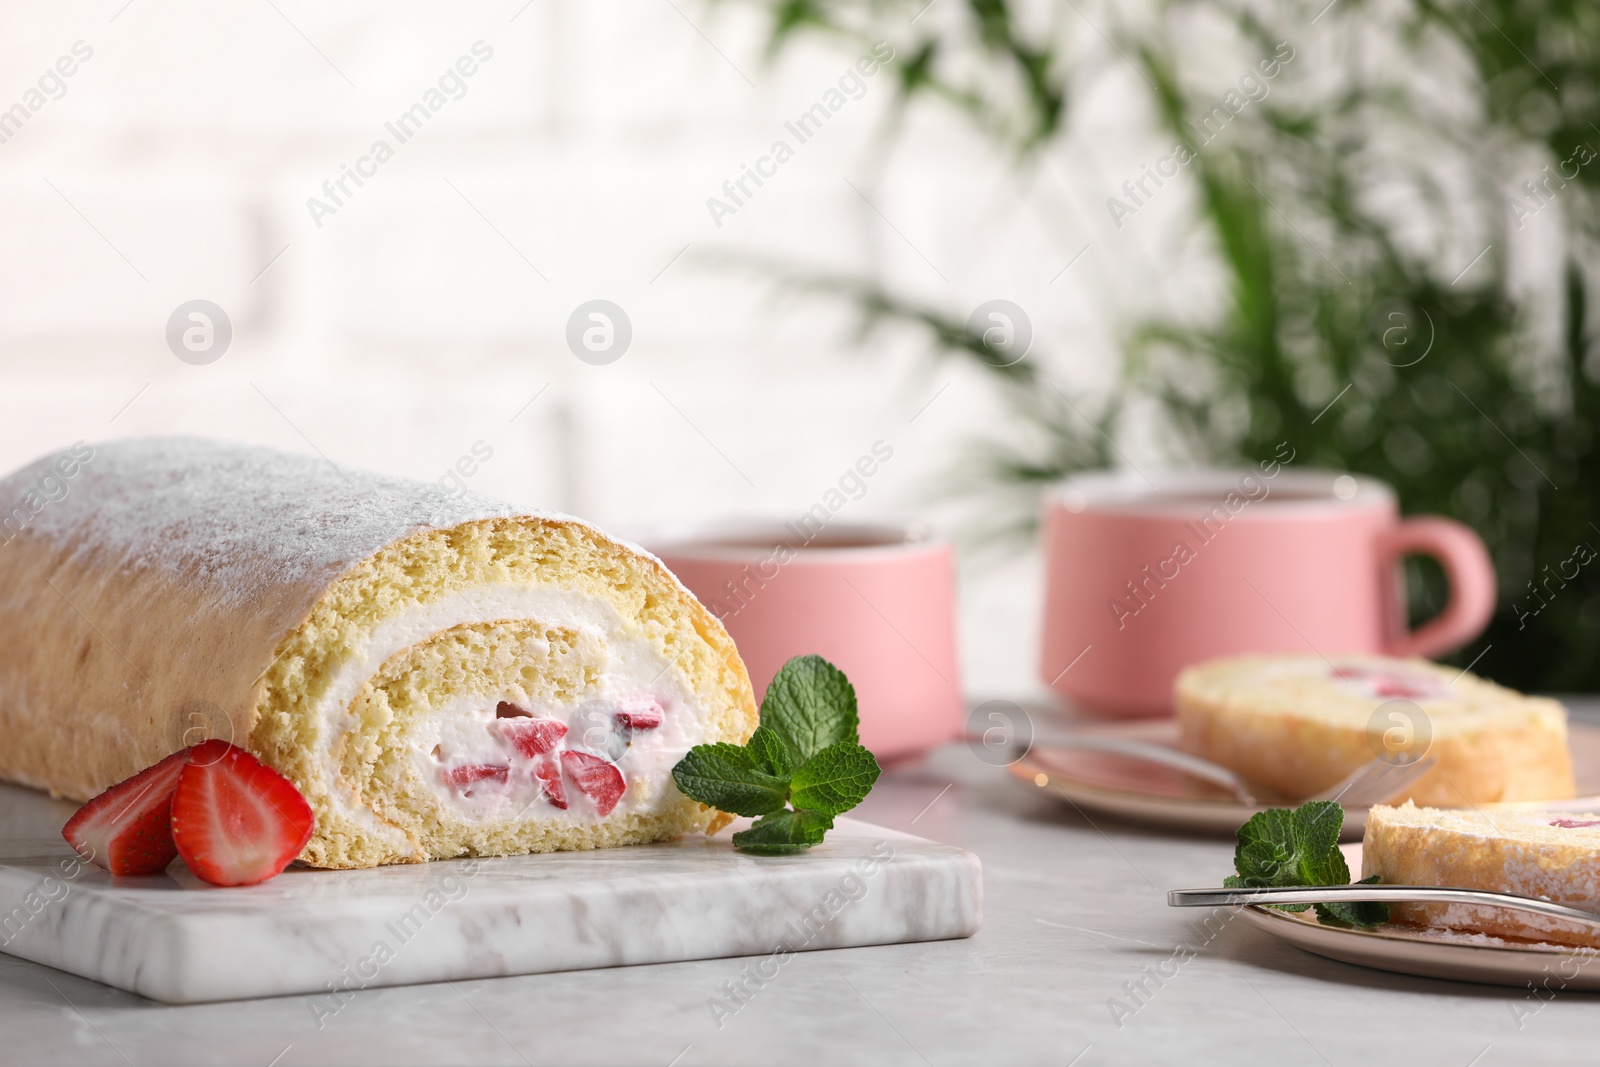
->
[4,702,1596,1066]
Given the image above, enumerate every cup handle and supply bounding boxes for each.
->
[1378,516,1497,658]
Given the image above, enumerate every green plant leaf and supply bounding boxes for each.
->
[1316,875,1391,928]
[759,655,859,762]
[671,743,790,817]
[730,809,834,855]
[788,742,880,817]
[746,724,797,778]
[1293,799,1351,885]
[1228,800,1386,927]
[672,655,881,854]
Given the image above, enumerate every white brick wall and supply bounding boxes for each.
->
[0,0,1183,703]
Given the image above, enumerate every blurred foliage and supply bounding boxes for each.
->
[740,0,1600,690]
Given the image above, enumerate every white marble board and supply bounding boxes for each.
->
[0,783,981,1004]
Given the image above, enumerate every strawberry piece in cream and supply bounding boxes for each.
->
[444,764,509,792]
[615,704,663,732]
[534,757,568,809]
[1329,664,1452,702]
[561,751,626,816]
[495,717,569,758]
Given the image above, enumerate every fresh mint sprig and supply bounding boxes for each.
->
[1225,800,1388,928]
[672,655,880,855]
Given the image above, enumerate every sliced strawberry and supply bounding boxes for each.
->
[444,764,509,790]
[62,748,191,875]
[495,717,568,758]
[1552,819,1600,829]
[534,757,567,809]
[170,740,314,888]
[1372,676,1445,699]
[496,701,531,718]
[561,751,625,816]
[615,704,663,731]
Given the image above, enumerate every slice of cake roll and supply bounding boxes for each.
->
[1365,802,1600,948]
[0,438,756,868]
[1176,654,1573,805]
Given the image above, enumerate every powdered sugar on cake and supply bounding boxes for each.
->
[0,436,683,613]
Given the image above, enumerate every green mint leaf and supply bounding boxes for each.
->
[671,743,790,817]
[1228,801,1386,926]
[788,742,881,817]
[1292,801,1350,885]
[1314,901,1389,927]
[1231,808,1297,885]
[746,725,797,778]
[760,655,859,763]
[1316,875,1390,928]
[1231,801,1348,888]
[1223,871,1310,912]
[731,808,834,855]
[671,655,882,856]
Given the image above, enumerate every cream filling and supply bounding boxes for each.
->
[1255,657,1460,702]
[1327,663,1456,703]
[311,584,705,849]
[413,692,691,823]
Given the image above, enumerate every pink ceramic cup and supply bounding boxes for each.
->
[1039,466,1496,717]
[647,522,964,760]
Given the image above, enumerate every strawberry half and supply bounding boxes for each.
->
[62,748,191,875]
[561,750,625,816]
[534,756,567,809]
[495,718,568,758]
[170,740,314,887]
